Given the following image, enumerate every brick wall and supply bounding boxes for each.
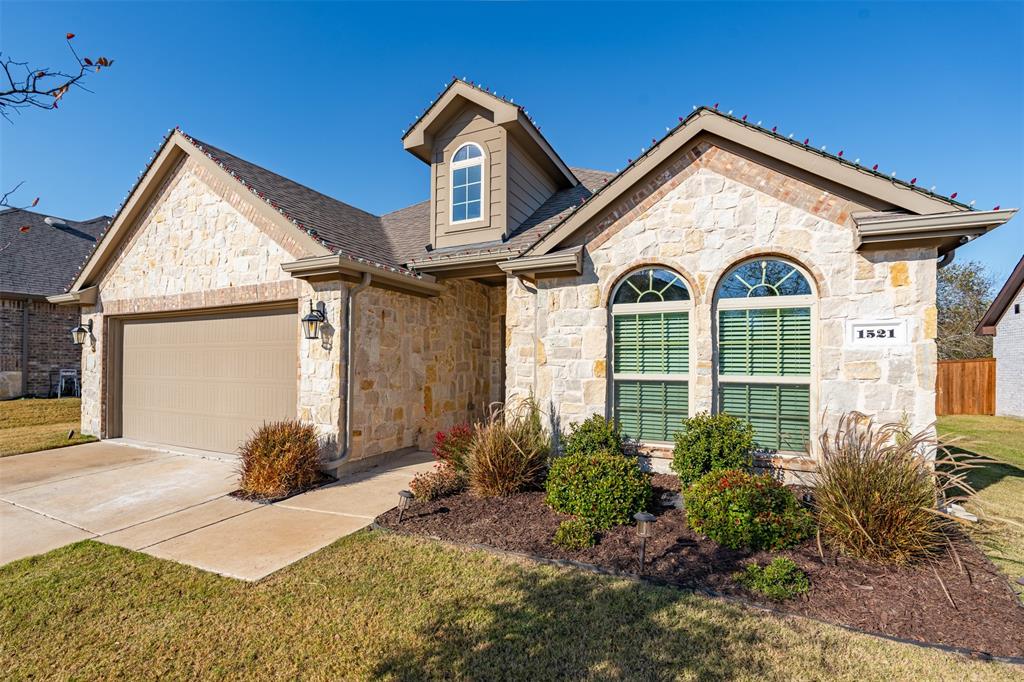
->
[0,297,82,398]
[994,284,1024,418]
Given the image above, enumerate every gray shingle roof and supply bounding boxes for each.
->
[184,133,612,271]
[0,208,109,297]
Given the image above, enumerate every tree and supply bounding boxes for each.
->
[1,32,113,121]
[936,260,995,360]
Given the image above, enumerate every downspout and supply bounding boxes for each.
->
[936,250,956,269]
[326,271,372,473]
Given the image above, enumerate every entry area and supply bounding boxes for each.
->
[116,306,297,455]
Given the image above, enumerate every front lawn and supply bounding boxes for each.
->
[1,533,1019,680]
[0,398,94,457]
[938,415,1024,598]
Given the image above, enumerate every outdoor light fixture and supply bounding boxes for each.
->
[634,511,656,573]
[397,490,414,523]
[71,319,93,346]
[301,301,325,340]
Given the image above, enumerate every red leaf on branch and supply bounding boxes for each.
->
[31,197,39,206]
[20,226,30,233]
[84,57,93,66]
[66,32,76,39]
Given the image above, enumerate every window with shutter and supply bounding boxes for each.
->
[715,259,814,453]
[610,268,690,443]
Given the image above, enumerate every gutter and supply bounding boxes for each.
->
[408,248,520,274]
[855,208,1017,252]
[282,255,442,297]
[46,286,98,306]
[324,272,372,474]
[497,245,583,278]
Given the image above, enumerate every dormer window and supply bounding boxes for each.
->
[451,143,484,223]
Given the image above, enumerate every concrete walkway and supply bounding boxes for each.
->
[0,442,432,580]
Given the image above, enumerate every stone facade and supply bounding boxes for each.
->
[78,153,500,463]
[994,283,1024,418]
[505,143,938,470]
[1,297,83,399]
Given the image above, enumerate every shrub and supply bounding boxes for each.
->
[466,398,550,497]
[238,420,321,499]
[561,414,626,457]
[735,558,810,601]
[546,451,652,528]
[686,469,814,551]
[815,412,987,565]
[432,423,474,474]
[671,412,754,484]
[552,517,597,550]
[409,465,465,501]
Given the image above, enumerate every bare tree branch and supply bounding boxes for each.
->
[0,33,114,121]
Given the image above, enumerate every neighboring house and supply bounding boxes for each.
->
[976,254,1024,418]
[1,208,109,399]
[50,80,1017,480]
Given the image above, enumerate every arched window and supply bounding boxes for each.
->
[450,143,484,223]
[715,259,814,453]
[610,267,691,443]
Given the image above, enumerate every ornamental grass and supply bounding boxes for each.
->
[238,420,321,500]
[466,398,550,497]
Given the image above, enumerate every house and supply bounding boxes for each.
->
[1,208,109,399]
[976,254,1024,418]
[49,79,1017,479]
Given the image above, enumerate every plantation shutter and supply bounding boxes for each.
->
[717,306,811,453]
[614,380,688,443]
[613,312,689,374]
[612,311,689,443]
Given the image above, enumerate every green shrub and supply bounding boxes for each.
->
[409,465,465,501]
[238,420,321,500]
[735,557,810,601]
[562,414,625,457]
[552,517,597,550]
[671,412,754,484]
[686,469,813,551]
[467,398,550,497]
[546,451,652,529]
[816,412,981,565]
[432,423,474,474]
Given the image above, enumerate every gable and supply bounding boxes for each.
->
[96,154,301,302]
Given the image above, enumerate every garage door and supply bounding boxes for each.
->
[121,307,297,454]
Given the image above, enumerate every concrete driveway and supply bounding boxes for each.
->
[0,442,432,580]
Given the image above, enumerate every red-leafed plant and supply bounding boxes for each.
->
[432,423,474,475]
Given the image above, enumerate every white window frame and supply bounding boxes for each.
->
[609,267,693,445]
[713,258,817,454]
[449,142,485,225]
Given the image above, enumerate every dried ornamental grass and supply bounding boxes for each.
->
[238,420,321,499]
[466,398,550,497]
[815,412,989,565]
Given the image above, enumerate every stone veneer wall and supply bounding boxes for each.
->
[1,297,84,398]
[348,279,500,459]
[506,143,938,466]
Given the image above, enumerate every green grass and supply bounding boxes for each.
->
[938,415,1024,598]
[1,533,1020,681]
[0,398,94,457]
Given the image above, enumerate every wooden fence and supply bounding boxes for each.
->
[936,358,996,416]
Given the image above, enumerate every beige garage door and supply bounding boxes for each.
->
[121,307,297,454]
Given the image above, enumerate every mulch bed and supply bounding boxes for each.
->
[377,474,1024,659]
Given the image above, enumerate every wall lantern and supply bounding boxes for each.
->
[71,319,93,346]
[301,301,325,340]
[634,511,656,573]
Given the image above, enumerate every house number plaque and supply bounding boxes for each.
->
[845,319,909,347]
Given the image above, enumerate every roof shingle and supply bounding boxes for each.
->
[0,208,109,297]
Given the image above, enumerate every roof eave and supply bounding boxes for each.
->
[282,255,443,297]
[976,252,1024,336]
[497,245,583,278]
[47,286,97,306]
[855,208,1017,255]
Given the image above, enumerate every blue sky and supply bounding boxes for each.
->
[2,1,1022,280]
